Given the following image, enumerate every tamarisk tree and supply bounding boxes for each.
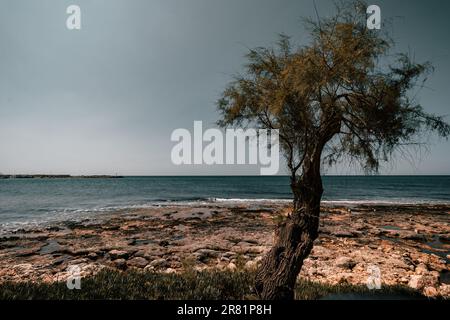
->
[217,1,449,300]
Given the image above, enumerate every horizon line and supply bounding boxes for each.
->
[1,174,450,177]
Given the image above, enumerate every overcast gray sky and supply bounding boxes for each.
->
[1,0,449,175]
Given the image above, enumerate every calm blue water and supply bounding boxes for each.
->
[0,176,449,230]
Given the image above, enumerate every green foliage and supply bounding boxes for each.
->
[294,280,424,300]
[0,269,427,300]
[217,0,450,178]
[0,269,255,300]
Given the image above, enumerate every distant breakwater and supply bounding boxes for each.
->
[0,175,123,179]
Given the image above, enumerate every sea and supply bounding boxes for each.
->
[0,176,449,231]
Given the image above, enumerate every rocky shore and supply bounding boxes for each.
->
[0,202,448,298]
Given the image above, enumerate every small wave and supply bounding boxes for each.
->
[1,197,449,235]
[321,199,450,206]
[212,198,291,203]
[210,198,450,205]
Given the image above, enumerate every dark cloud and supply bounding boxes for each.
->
[1,0,449,175]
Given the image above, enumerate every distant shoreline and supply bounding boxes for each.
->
[0,175,123,179]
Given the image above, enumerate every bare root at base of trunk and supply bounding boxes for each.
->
[255,211,319,300]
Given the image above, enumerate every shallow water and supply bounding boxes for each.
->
[1,176,449,229]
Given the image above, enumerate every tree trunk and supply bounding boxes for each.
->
[255,154,323,300]
[254,113,341,300]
